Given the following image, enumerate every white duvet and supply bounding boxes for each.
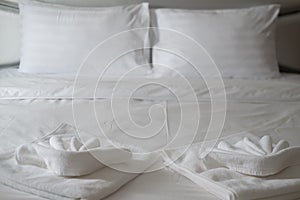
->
[0,66,300,200]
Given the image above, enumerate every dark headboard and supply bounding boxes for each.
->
[1,0,300,14]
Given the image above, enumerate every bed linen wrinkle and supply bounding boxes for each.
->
[1,69,300,102]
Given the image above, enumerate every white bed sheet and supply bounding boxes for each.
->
[1,66,300,103]
[0,66,300,200]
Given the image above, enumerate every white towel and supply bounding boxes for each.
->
[0,152,138,200]
[165,133,300,200]
[201,135,300,176]
[0,123,158,200]
[16,124,132,177]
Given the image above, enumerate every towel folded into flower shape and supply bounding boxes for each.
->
[202,135,300,176]
[16,124,132,177]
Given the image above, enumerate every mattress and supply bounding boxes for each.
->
[0,66,300,200]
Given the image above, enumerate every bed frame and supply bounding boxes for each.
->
[1,0,300,14]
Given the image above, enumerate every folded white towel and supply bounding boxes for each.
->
[0,123,158,200]
[165,133,300,200]
[201,135,300,176]
[0,151,138,200]
[16,124,132,177]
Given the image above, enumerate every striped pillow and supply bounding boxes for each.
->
[0,7,20,66]
[19,0,150,76]
[151,5,280,79]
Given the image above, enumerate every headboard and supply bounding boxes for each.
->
[1,0,300,14]
[1,0,300,72]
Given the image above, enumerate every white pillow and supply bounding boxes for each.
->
[151,5,280,79]
[19,0,150,75]
[0,8,20,66]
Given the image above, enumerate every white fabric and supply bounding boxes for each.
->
[16,123,133,177]
[166,134,300,200]
[151,5,280,79]
[18,0,150,75]
[1,67,300,102]
[0,9,20,65]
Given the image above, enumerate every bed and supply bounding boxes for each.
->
[0,0,300,200]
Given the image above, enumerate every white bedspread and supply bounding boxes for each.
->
[1,66,300,200]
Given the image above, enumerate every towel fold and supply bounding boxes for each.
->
[201,135,300,176]
[165,133,300,200]
[16,123,132,177]
[0,123,158,200]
